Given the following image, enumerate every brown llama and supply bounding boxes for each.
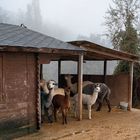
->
[52,87,71,124]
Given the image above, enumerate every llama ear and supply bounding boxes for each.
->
[64,75,68,80]
[69,74,73,79]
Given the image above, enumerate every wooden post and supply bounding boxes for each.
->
[36,54,41,129]
[103,60,107,83]
[40,64,43,79]
[58,60,61,88]
[128,61,134,111]
[78,54,83,120]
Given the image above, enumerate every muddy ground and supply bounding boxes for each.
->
[15,106,140,140]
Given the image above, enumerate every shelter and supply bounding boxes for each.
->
[58,40,140,119]
[0,23,139,139]
[0,23,84,139]
[68,41,139,110]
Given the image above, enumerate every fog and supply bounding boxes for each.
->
[0,0,112,43]
[0,0,117,82]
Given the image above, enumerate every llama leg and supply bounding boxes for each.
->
[96,101,102,111]
[65,115,67,124]
[48,106,53,123]
[64,110,68,124]
[54,108,57,122]
[96,94,105,111]
[88,105,92,119]
[62,110,65,124]
[76,102,79,119]
[74,101,78,118]
[105,98,111,112]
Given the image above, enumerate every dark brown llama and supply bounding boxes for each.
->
[52,87,71,124]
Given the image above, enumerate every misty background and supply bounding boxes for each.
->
[0,0,117,82]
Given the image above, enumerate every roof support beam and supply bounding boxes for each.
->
[58,60,61,88]
[128,61,134,111]
[78,54,83,120]
[103,60,107,83]
[40,64,43,79]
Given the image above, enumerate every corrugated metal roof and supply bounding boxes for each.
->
[0,23,84,52]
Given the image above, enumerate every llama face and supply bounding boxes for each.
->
[94,84,101,93]
[47,80,57,90]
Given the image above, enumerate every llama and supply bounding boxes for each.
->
[64,74,93,95]
[40,79,65,123]
[40,79,50,123]
[52,87,71,124]
[46,80,65,108]
[95,83,111,112]
[65,74,111,112]
[73,84,101,119]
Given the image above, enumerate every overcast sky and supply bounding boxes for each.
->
[0,0,112,40]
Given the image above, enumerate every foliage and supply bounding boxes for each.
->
[105,0,140,77]
[105,0,140,50]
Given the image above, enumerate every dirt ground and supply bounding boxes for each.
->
[15,106,140,140]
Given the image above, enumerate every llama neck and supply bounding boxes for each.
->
[42,84,49,94]
[49,88,54,94]
[66,78,73,89]
[90,91,99,104]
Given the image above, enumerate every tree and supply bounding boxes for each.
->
[104,0,140,106]
[25,0,43,31]
[0,7,9,23]
[104,0,140,77]
[105,0,140,50]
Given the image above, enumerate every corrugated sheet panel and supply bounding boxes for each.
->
[0,23,84,51]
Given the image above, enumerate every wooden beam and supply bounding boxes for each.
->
[36,54,41,129]
[103,60,107,83]
[128,62,134,111]
[78,54,83,120]
[40,64,43,79]
[58,60,61,88]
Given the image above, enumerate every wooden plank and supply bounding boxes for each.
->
[58,60,61,88]
[36,54,41,129]
[40,64,43,79]
[78,54,83,120]
[86,47,137,62]
[69,41,139,62]
[0,53,3,103]
[103,60,107,83]
[128,62,134,111]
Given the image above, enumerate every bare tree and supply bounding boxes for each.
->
[0,7,9,23]
[25,0,43,31]
[104,0,140,51]
[104,0,140,107]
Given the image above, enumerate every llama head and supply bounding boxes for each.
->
[47,80,58,90]
[94,84,101,93]
[64,74,73,80]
